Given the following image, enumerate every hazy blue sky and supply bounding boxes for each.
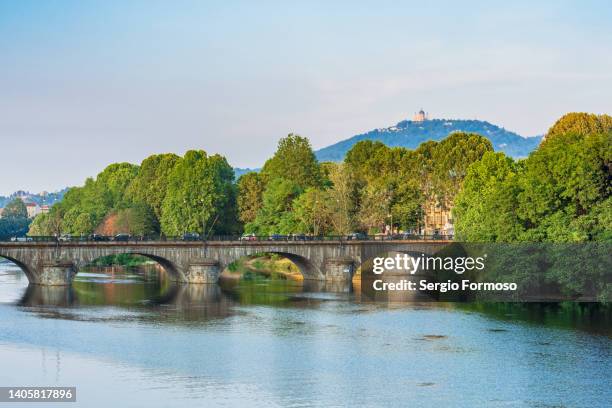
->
[1,0,611,195]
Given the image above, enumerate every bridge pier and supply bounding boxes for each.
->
[324,257,355,283]
[36,261,77,286]
[180,258,220,284]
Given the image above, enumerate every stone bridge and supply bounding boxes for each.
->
[0,240,452,286]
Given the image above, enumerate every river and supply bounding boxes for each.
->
[0,262,610,407]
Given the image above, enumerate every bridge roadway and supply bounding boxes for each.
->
[0,239,452,286]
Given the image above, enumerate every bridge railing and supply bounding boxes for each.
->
[1,234,454,243]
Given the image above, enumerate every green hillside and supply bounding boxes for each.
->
[315,119,542,162]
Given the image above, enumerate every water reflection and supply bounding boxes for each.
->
[0,261,610,408]
[3,262,611,335]
[19,285,78,307]
[458,302,612,336]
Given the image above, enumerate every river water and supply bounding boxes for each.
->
[0,262,610,407]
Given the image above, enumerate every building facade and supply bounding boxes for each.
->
[422,198,454,237]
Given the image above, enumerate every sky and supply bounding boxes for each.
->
[1,0,611,195]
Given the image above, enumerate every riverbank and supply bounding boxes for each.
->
[221,255,303,282]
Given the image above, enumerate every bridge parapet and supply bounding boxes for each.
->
[0,240,452,286]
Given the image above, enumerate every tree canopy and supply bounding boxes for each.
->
[2,198,28,219]
[237,172,265,224]
[28,150,237,237]
[261,134,322,189]
[454,124,611,242]
[126,153,181,219]
[545,112,612,142]
[0,198,30,239]
[25,111,610,245]
[161,150,237,236]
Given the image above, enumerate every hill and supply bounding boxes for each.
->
[0,189,68,208]
[314,118,542,162]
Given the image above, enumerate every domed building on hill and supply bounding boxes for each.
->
[412,109,428,122]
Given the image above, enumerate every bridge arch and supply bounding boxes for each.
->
[221,251,323,281]
[72,250,185,282]
[127,252,181,278]
[0,254,36,284]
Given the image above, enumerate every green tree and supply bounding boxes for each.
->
[47,162,139,235]
[126,153,181,219]
[358,183,392,233]
[115,203,158,236]
[431,132,493,203]
[2,198,28,219]
[95,162,140,208]
[390,179,423,232]
[324,163,358,234]
[545,112,612,142]
[261,134,322,189]
[160,150,236,236]
[29,207,63,236]
[518,131,611,242]
[344,140,388,183]
[454,114,611,243]
[292,188,332,235]
[0,218,31,239]
[28,213,48,235]
[237,172,265,225]
[453,152,524,242]
[245,178,301,235]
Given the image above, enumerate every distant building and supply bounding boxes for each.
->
[413,109,428,122]
[422,198,454,237]
[25,202,41,218]
[40,205,50,214]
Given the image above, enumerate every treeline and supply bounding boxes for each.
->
[238,133,492,235]
[454,113,612,242]
[27,112,611,243]
[30,151,238,237]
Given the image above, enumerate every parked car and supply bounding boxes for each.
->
[239,233,257,241]
[58,234,72,242]
[290,233,306,241]
[10,236,33,242]
[90,234,109,241]
[113,233,130,242]
[347,232,367,240]
[268,234,286,241]
[182,232,200,241]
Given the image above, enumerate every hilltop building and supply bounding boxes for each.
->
[412,109,428,122]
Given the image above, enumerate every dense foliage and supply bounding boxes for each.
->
[160,150,238,236]
[454,113,612,243]
[26,112,610,247]
[0,198,31,239]
[544,112,612,142]
[29,151,238,237]
[2,198,28,219]
[241,132,492,235]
